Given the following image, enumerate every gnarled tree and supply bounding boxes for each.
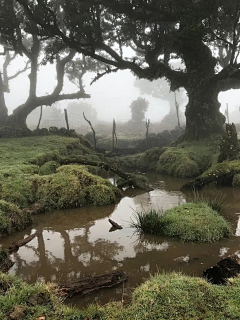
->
[11,0,240,140]
[0,1,91,130]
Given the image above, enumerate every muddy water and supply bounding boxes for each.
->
[1,173,240,307]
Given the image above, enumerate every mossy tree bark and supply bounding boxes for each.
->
[183,87,225,140]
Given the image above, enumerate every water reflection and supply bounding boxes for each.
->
[1,173,240,306]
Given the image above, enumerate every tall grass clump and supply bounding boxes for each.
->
[131,209,164,235]
[190,190,226,213]
[131,203,232,242]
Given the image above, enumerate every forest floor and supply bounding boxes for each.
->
[1,272,240,320]
[0,135,121,236]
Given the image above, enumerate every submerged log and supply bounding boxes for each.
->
[58,270,128,297]
[8,232,37,253]
[203,254,240,285]
[108,219,122,229]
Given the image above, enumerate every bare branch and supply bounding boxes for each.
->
[8,60,31,81]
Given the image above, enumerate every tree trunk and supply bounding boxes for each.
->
[183,86,225,140]
[0,72,8,127]
[5,101,34,129]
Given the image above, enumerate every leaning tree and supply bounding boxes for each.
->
[0,1,103,130]
[14,0,240,140]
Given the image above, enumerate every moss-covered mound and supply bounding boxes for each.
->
[1,272,240,320]
[35,165,122,210]
[132,203,232,242]
[118,138,220,178]
[0,200,32,236]
[182,159,240,190]
[0,136,97,208]
[38,161,60,175]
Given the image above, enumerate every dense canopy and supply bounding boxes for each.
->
[1,0,240,138]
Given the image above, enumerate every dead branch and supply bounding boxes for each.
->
[8,232,37,253]
[108,219,122,229]
[83,112,97,149]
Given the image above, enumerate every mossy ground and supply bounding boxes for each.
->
[131,202,232,242]
[1,272,240,320]
[0,200,32,236]
[118,137,220,178]
[184,159,240,190]
[0,136,121,235]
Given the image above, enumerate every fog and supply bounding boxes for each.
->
[2,54,240,127]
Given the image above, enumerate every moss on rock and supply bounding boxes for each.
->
[0,200,32,236]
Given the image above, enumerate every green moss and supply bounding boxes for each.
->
[131,203,232,242]
[84,184,120,206]
[157,148,200,177]
[0,200,32,236]
[35,165,121,210]
[2,272,240,320]
[38,161,60,175]
[128,138,220,178]
[136,147,166,171]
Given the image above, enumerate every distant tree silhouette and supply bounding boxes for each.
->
[130,97,149,123]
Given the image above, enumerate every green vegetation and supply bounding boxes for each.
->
[1,272,240,320]
[0,200,32,236]
[0,136,122,235]
[38,161,60,175]
[35,165,121,210]
[183,159,240,190]
[118,138,220,178]
[131,203,232,242]
[137,147,166,171]
[157,138,220,178]
[190,191,226,213]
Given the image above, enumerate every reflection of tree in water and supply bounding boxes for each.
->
[11,222,124,284]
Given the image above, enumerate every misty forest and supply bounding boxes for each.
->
[1,1,240,319]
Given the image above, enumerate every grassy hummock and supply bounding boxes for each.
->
[0,200,32,237]
[35,165,121,210]
[131,202,232,242]
[118,137,220,178]
[1,272,240,320]
[0,136,122,235]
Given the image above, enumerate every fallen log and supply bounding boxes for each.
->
[58,270,128,298]
[59,156,153,191]
[203,254,240,285]
[108,219,122,229]
[8,232,37,253]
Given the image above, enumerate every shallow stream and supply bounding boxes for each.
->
[1,173,240,307]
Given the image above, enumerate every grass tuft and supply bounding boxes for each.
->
[131,203,232,242]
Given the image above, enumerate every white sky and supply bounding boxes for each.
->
[1,54,240,123]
